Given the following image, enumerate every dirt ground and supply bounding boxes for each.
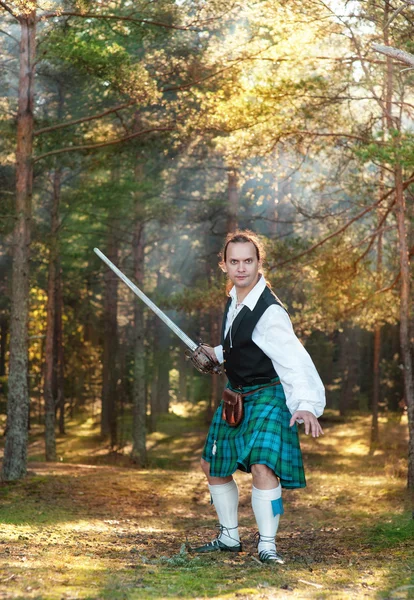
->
[0,411,412,599]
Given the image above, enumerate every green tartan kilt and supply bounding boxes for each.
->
[202,379,306,489]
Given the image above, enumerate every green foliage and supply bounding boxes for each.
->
[366,513,414,550]
[356,132,414,169]
[41,22,159,101]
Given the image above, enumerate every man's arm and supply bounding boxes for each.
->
[253,304,326,425]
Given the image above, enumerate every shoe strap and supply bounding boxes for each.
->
[259,548,279,558]
[217,524,239,544]
[254,532,276,544]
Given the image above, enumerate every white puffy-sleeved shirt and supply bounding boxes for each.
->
[214,276,325,418]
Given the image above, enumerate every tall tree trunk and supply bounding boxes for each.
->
[227,168,238,232]
[338,329,349,416]
[131,218,147,465]
[153,272,170,416]
[371,325,381,448]
[394,164,414,489]
[44,168,61,461]
[207,307,219,421]
[149,311,160,432]
[371,171,385,449]
[339,327,361,416]
[100,214,119,446]
[382,5,414,488]
[157,342,170,414]
[55,260,65,435]
[150,332,170,424]
[2,13,36,481]
[150,372,159,432]
[0,316,7,381]
[178,346,187,402]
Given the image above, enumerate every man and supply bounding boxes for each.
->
[193,230,325,564]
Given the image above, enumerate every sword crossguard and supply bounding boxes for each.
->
[186,343,222,375]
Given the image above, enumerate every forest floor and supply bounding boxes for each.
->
[0,404,413,600]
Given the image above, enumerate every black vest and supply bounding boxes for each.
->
[221,286,283,388]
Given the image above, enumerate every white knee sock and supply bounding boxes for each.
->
[208,479,240,547]
[251,485,283,553]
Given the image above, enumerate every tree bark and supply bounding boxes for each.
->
[157,340,170,414]
[152,272,170,416]
[2,13,36,481]
[339,327,361,416]
[206,307,220,420]
[380,5,414,489]
[227,168,238,232]
[394,164,414,489]
[0,316,7,380]
[131,218,147,466]
[371,166,385,449]
[178,346,187,402]
[372,43,414,68]
[55,260,65,435]
[371,325,381,447]
[149,307,160,433]
[100,214,119,446]
[44,168,61,461]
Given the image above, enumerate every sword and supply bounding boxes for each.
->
[94,248,221,374]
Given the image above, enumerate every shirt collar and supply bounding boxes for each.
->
[229,275,266,311]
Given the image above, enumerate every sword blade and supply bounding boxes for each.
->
[94,248,198,352]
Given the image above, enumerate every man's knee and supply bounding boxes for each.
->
[251,464,279,486]
[251,464,273,478]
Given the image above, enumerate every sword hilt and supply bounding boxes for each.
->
[186,343,222,375]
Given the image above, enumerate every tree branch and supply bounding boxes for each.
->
[383,0,414,28]
[0,26,19,42]
[295,130,367,142]
[38,11,200,31]
[34,101,137,136]
[33,126,174,162]
[0,2,18,19]
[353,204,395,267]
[337,271,401,319]
[374,271,401,295]
[319,1,395,123]
[272,174,414,268]
[372,43,414,68]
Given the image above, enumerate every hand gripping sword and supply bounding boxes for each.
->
[94,248,221,375]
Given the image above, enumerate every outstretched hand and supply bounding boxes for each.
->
[290,410,324,438]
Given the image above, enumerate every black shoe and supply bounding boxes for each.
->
[255,532,284,564]
[191,538,242,553]
[258,548,284,564]
[191,525,242,553]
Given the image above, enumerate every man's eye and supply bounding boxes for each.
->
[231,260,237,264]
[246,259,252,263]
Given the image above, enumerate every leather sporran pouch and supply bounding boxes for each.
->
[222,388,243,427]
[221,381,281,427]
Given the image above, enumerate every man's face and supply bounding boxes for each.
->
[223,241,261,296]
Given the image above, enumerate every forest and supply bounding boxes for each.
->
[0,1,413,599]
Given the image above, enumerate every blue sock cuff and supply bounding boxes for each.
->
[271,497,284,516]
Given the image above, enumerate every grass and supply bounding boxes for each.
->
[0,406,413,599]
